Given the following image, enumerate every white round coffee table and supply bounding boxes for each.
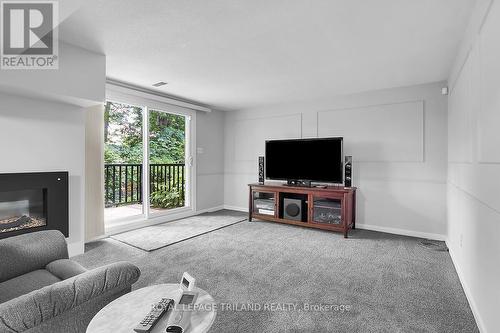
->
[87,284,217,333]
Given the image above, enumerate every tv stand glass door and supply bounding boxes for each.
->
[310,195,343,225]
[252,191,276,218]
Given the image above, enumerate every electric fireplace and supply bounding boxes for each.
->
[0,172,68,239]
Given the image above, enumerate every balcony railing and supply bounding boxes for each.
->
[104,163,185,208]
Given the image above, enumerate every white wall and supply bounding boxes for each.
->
[0,42,105,255]
[224,81,448,239]
[447,0,500,331]
[0,93,86,256]
[0,42,105,107]
[196,110,225,211]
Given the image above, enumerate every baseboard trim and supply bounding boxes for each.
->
[446,241,486,333]
[198,205,225,214]
[223,205,247,212]
[356,223,446,241]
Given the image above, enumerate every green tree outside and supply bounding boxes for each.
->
[104,101,186,209]
[104,101,185,164]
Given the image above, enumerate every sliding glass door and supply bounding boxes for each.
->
[104,101,144,224]
[148,109,187,216]
[103,100,193,228]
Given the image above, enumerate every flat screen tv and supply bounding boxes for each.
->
[265,137,343,184]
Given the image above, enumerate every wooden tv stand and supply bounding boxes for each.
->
[248,182,356,238]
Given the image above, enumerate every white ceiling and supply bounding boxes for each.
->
[60,0,475,110]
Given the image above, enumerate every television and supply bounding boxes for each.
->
[265,137,343,184]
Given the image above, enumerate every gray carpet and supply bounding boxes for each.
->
[75,210,478,332]
[111,211,247,251]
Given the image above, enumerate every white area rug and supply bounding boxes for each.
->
[111,211,246,251]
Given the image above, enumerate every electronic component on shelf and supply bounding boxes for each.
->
[254,199,275,210]
[283,198,305,221]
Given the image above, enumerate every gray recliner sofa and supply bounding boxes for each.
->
[0,230,141,333]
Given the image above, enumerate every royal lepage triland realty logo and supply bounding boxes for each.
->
[1,0,58,69]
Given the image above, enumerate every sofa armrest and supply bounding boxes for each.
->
[0,261,140,333]
[0,230,69,283]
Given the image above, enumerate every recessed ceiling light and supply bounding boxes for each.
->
[152,81,167,87]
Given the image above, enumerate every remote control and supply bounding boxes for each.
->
[133,298,174,333]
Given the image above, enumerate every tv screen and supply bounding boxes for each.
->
[265,137,343,183]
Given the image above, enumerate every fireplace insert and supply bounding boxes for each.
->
[0,172,68,239]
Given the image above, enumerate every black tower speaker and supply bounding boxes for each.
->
[344,156,352,187]
[258,156,265,184]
